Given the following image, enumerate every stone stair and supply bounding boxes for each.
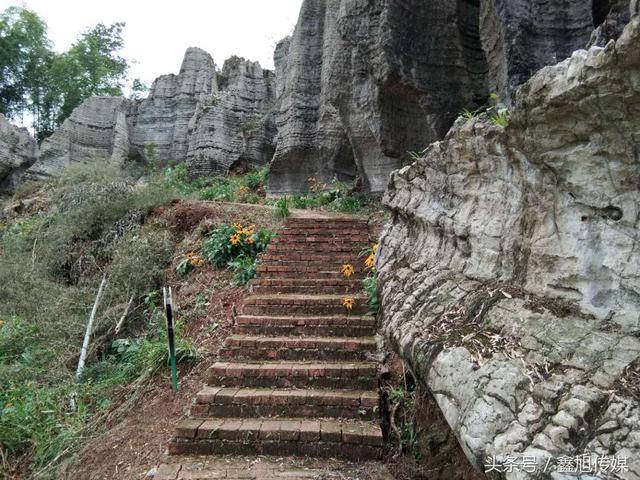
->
[169,215,382,461]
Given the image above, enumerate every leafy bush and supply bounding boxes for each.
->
[363,273,379,314]
[228,255,258,285]
[275,196,291,219]
[202,223,274,284]
[330,196,361,214]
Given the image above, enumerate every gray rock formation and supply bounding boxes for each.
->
[269,0,634,195]
[378,14,640,479]
[21,47,277,183]
[479,0,595,100]
[186,57,277,176]
[269,0,489,195]
[129,47,216,165]
[27,97,130,180]
[0,114,37,191]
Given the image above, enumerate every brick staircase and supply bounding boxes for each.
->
[169,215,383,460]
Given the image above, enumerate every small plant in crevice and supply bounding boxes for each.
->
[385,384,421,460]
[408,148,428,162]
[487,92,509,127]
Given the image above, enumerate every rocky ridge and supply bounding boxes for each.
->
[20,48,276,185]
[378,12,640,479]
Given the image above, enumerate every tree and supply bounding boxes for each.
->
[0,7,129,140]
[0,7,52,122]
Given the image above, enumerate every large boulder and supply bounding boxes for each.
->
[186,57,277,176]
[26,97,131,180]
[378,14,640,479]
[0,114,37,191]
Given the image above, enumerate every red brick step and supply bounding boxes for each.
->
[207,361,377,389]
[191,387,378,420]
[242,294,370,316]
[220,334,376,361]
[169,418,382,460]
[233,314,375,336]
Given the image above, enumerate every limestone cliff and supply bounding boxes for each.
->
[269,0,634,195]
[0,114,37,191]
[22,48,276,183]
[378,13,640,479]
[27,97,130,180]
[186,57,277,176]
[129,47,216,165]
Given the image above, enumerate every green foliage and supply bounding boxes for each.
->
[408,148,428,162]
[275,196,291,219]
[363,272,379,314]
[330,195,361,214]
[0,161,184,474]
[202,224,273,285]
[202,224,273,267]
[460,93,510,127]
[0,6,128,139]
[197,165,269,203]
[228,255,258,285]
[386,386,421,460]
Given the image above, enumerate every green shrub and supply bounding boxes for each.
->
[363,272,379,314]
[202,224,272,267]
[228,255,258,285]
[275,196,291,219]
[330,196,361,214]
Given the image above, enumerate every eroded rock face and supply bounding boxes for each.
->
[186,57,276,176]
[0,114,37,191]
[479,0,596,100]
[269,0,630,195]
[378,15,640,479]
[27,97,131,180]
[129,47,217,165]
[269,0,489,195]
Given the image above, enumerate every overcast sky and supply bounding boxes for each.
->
[2,0,303,88]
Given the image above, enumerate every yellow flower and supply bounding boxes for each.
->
[230,234,241,245]
[245,236,255,245]
[241,226,255,236]
[341,263,355,278]
[0,319,4,327]
[342,297,355,310]
[365,253,375,269]
[233,223,243,232]
[372,243,379,253]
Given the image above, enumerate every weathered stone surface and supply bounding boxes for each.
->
[129,47,216,165]
[269,0,489,195]
[27,96,131,180]
[589,0,632,47]
[378,14,640,479]
[0,114,37,191]
[186,57,276,176]
[479,0,596,100]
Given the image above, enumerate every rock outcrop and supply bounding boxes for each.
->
[378,13,640,479]
[27,97,131,180]
[269,0,634,195]
[23,48,277,182]
[269,0,489,194]
[186,57,277,176]
[129,47,216,165]
[0,114,38,191]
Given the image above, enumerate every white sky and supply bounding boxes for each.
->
[1,0,302,88]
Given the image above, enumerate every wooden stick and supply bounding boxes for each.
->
[114,295,134,335]
[76,275,107,379]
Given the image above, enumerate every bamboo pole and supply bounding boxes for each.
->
[114,295,134,335]
[76,275,107,379]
